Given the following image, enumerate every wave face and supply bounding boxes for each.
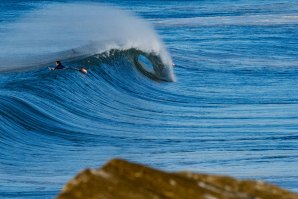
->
[1,1,298,198]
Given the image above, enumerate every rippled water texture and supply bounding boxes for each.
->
[0,1,298,198]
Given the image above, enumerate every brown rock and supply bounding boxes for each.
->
[57,159,298,199]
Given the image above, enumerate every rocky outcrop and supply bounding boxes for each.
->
[57,159,298,199]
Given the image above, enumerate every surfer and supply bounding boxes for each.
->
[49,60,65,70]
[49,61,88,74]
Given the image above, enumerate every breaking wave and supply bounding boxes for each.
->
[0,2,174,81]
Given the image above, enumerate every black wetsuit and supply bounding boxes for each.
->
[55,65,65,70]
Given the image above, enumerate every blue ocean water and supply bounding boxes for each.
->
[1,0,298,198]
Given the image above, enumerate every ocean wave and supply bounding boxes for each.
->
[0,46,175,141]
[154,14,298,27]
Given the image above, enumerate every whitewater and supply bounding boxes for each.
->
[0,1,298,198]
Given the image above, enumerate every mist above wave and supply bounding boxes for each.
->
[0,2,173,72]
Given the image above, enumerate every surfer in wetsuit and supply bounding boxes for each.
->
[50,60,65,70]
[49,60,88,74]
